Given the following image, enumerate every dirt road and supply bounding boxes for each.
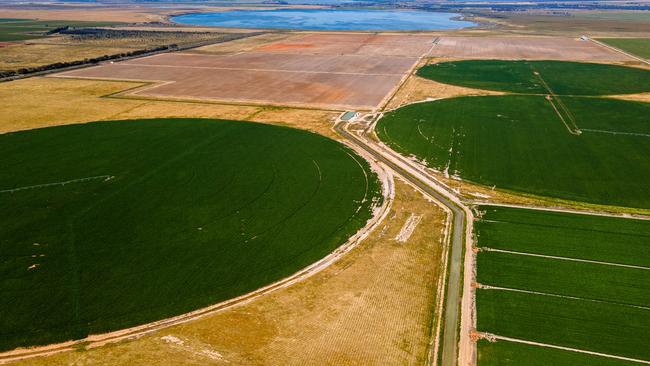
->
[334,121,475,366]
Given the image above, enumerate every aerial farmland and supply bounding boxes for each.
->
[0,1,649,365]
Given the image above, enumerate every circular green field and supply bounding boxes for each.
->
[417,60,650,95]
[377,95,650,208]
[0,118,382,351]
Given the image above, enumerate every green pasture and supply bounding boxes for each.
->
[377,95,650,208]
[416,60,650,95]
[597,38,650,59]
[0,118,382,351]
[478,339,641,366]
[477,289,650,361]
[475,206,650,266]
[475,206,650,364]
[477,251,650,307]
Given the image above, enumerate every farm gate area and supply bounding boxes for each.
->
[54,33,436,110]
[474,206,650,366]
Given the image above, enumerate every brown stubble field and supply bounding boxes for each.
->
[13,178,448,366]
[429,36,632,61]
[53,33,435,110]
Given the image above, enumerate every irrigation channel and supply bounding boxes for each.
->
[334,121,474,366]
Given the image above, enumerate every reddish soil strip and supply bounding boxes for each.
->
[257,33,436,57]
[0,42,17,48]
[430,36,632,61]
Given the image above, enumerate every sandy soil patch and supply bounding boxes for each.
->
[607,92,650,103]
[430,36,632,61]
[14,179,447,366]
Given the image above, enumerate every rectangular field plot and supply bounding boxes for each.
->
[54,33,433,110]
[430,36,632,61]
[475,206,650,266]
[478,339,642,366]
[475,206,650,365]
[597,38,650,59]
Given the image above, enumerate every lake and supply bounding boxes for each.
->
[171,9,476,31]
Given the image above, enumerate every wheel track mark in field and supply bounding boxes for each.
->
[312,159,322,182]
[478,334,650,365]
[477,284,650,310]
[581,128,650,138]
[529,66,581,135]
[0,175,114,194]
[481,247,650,270]
[343,148,370,215]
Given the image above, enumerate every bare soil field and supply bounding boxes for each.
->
[13,179,447,366]
[255,33,436,57]
[55,34,433,110]
[430,36,632,61]
[189,33,294,55]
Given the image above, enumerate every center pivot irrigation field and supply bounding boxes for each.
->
[54,33,435,110]
[0,118,383,352]
[474,206,650,365]
[377,60,650,209]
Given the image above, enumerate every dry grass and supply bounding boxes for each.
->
[15,179,447,366]
[385,74,501,110]
[0,32,237,71]
[0,77,338,136]
[0,7,166,23]
[0,43,131,70]
[608,92,650,103]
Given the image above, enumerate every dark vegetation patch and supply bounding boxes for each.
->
[377,95,650,208]
[477,289,650,361]
[478,339,642,366]
[474,206,650,364]
[0,118,382,351]
[417,60,650,95]
[475,206,650,266]
[597,38,650,59]
[0,19,121,42]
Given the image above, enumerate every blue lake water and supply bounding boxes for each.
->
[171,9,476,31]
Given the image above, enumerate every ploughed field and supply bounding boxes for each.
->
[55,33,434,109]
[474,206,650,365]
[429,37,631,61]
[0,118,382,351]
[377,60,650,209]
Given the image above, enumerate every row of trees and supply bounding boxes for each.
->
[0,45,173,79]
